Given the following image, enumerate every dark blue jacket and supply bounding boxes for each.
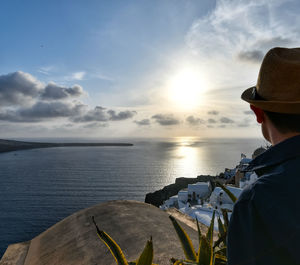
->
[227,136,300,265]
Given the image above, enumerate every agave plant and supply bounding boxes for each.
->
[92,216,157,265]
[169,211,227,265]
[169,181,238,265]
[213,181,237,252]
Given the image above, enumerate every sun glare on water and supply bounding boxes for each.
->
[168,68,208,110]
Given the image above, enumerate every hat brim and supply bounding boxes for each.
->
[241,87,300,114]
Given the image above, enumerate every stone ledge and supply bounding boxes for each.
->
[0,241,30,265]
[1,200,199,265]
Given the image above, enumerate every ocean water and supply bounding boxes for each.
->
[0,137,265,257]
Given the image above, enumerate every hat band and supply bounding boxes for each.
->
[252,87,265,100]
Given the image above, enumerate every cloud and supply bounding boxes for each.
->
[0,71,42,106]
[72,106,109,123]
[0,101,85,122]
[72,107,136,123]
[82,122,108,129]
[186,0,297,55]
[237,123,250,127]
[237,50,264,63]
[244,110,254,115]
[220,117,235,123]
[152,114,180,126]
[0,71,86,107]
[237,117,254,127]
[134,119,151,126]
[207,118,217,124]
[185,0,300,91]
[0,71,133,126]
[37,66,55,75]
[71,72,86,80]
[186,115,205,126]
[0,98,137,125]
[207,110,219,115]
[63,71,86,81]
[107,110,137,121]
[254,36,292,50]
[94,73,114,82]
[41,83,85,100]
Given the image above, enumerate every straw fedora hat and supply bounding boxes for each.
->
[241,47,300,114]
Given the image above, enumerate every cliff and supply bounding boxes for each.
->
[145,175,225,207]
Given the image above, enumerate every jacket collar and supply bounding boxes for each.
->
[245,135,300,173]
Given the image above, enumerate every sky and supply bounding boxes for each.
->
[1,0,300,139]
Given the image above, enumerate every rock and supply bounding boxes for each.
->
[145,175,219,207]
[0,242,30,265]
[0,200,199,265]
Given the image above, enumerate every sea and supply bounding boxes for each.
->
[0,137,265,257]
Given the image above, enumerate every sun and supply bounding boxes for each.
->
[167,68,207,110]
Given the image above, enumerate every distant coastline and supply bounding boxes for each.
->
[0,139,133,153]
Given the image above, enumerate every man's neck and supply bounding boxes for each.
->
[270,131,300,146]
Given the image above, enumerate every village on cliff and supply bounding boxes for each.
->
[157,147,267,229]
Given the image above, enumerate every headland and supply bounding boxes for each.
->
[0,139,133,153]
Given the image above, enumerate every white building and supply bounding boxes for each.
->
[160,195,179,209]
[187,182,210,201]
[178,190,188,202]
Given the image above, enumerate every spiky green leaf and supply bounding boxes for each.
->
[217,216,225,238]
[196,218,202,247]
[169,215,197,261]
[92,216,129,265]
[136,237,154,265]
[214,253,227,265]
[220,209,229,230]
[173,261,198,265]
[197,236,213,265]
[206,211,215,249]
[173,261,184,265]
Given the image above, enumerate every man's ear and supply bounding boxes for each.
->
[250,105,265,123]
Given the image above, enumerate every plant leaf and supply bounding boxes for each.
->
[214,253,227,265]
[92,216,129,265]
[216,215,226,249]
[220,209,229,230]
[169,215,197,261]
[197,235,213,265]
[196,218,202,248]
[173,261,184,265]
[206,211,215,249]
[213,215,227,250]
[216,182,237,203]
[136,237,154,265]
[173,261,198,265]
[217,216,225,238]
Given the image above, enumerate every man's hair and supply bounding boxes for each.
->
[264,111,300,133]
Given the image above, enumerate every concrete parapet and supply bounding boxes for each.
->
[1,200,199,265]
